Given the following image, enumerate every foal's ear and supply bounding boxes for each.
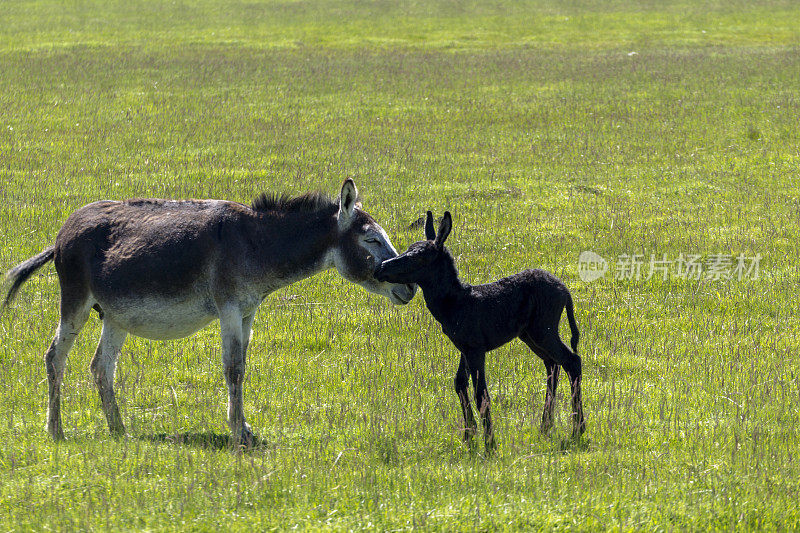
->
[338,178,358,229]
[434,211,452,249]
[424,210,436,241]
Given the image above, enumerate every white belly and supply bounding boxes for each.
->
[98,295,218,340]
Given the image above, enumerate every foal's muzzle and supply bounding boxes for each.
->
[374,264,390,283]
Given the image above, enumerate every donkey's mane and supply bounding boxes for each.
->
[251,191,336,214]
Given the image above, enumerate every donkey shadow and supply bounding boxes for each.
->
[139,431,271,451]
[557,435,591,453]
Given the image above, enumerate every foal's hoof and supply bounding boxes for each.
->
[459,423,477,443]
[484,435,497,455]
[571,421,586,440]
[540,420,553,435]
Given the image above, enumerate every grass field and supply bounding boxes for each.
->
[2,0,800,530]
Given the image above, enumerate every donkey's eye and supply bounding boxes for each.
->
[365,238,380,244]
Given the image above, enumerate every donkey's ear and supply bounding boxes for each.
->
[424,210,436,241]
[434,211,452,249]
[338,179,358,229]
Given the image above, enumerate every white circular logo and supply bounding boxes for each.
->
[578,251,608,282]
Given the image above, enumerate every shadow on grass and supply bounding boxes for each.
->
[138,431,271,451]
[452,435,500,462]
[558,436,590,453]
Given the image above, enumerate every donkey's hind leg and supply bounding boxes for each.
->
[90,320,128,437]
[45,291,92,440]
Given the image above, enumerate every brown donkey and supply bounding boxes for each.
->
[2,179,416,444]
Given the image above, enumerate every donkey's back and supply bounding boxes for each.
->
[54,199,247,339]
[60,199,232,286]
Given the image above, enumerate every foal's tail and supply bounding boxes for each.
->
[565,292,580,354]
[1,246,55,312]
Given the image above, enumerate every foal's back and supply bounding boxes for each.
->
[448,269,570,352]
[471,269,570,317]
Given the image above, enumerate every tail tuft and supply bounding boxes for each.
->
[2,247,55,312]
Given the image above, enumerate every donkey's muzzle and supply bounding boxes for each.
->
[390,283,416,305]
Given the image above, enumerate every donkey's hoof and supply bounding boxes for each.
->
[48,427,65,442]
[540,420,553,435]
[237,424,257,448]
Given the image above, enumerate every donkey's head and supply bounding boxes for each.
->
[374,210,452,286]
[333,179,417,305]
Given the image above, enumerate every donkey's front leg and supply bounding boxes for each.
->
[220,306,254,446]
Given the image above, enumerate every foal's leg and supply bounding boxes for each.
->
[219,305,253,445]
[45,290,92,440]
[454,353,477,442]
[561,352,585,438]
[521,333,559,434]
[468,351,495,452]
[90,320,128,437]
[534,332,585,438]
[541,361,560,433]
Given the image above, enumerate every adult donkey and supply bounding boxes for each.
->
[1,179,415,444]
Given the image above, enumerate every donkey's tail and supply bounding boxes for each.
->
[2,246,55,312]
[565,292,580,354]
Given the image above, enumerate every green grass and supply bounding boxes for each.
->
[2,0,799,50]
[2,1,800,530]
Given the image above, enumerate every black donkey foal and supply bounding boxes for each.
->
[375,211,585,451]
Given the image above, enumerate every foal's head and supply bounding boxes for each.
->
[374,210,453,286]
[333,179,417,305]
